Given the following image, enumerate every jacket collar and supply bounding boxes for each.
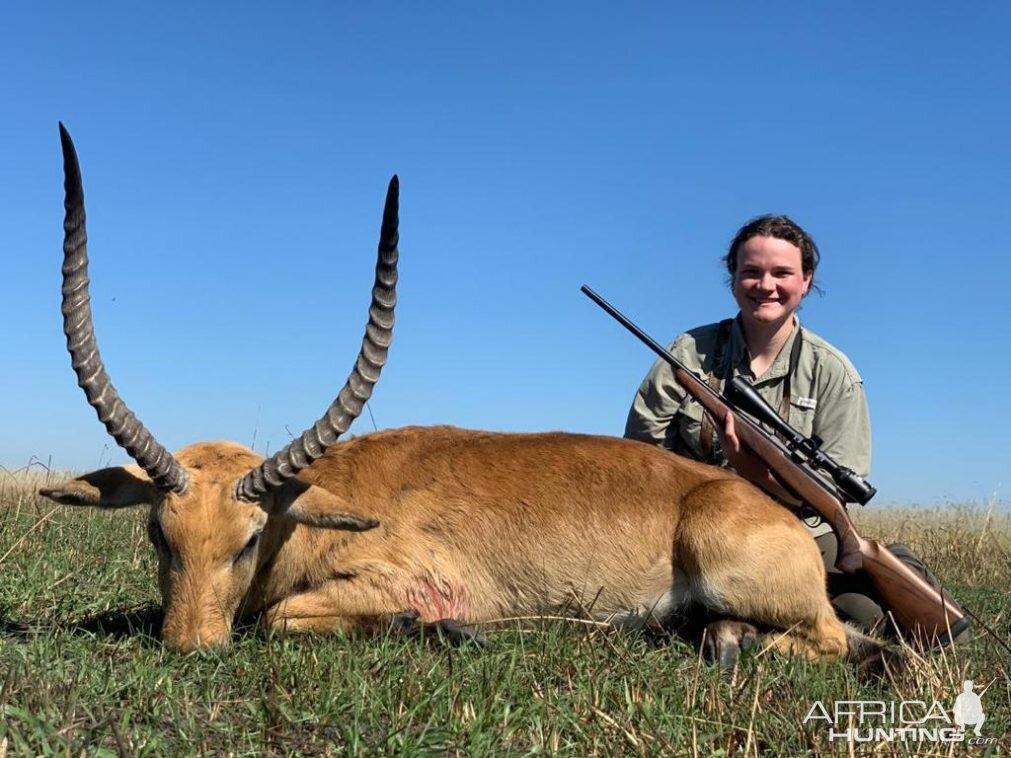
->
[729,314,801,384]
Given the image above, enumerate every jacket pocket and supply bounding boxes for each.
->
[787,398,816,438]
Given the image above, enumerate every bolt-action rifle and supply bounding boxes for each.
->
[582,285,969,646]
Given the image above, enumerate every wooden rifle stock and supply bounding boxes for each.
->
[582,285,969,646]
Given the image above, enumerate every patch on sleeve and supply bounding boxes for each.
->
[794,397,817,410]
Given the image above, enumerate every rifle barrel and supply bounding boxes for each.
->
[580,286,694,374]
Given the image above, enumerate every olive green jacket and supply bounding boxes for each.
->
[623,317,871,482]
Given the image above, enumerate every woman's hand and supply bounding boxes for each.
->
[717,412,801,505]
[718,412,770,482]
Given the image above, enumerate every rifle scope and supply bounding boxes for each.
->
[724,376,876,505]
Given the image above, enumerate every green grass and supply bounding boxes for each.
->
[1,467,1009,756]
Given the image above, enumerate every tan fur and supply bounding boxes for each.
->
[44,426,855,660]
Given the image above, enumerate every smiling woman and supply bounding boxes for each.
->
[623,214,965,643]
[624,215,859,481]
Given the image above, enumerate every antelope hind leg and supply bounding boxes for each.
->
[679,480,851,662]
[702,619,760,668]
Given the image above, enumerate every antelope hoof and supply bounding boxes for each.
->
[702,620,759,669]
[390,611,490,648]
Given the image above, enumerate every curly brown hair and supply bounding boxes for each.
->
[723,215,822,296]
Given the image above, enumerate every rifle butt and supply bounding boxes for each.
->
[861,541,969,648]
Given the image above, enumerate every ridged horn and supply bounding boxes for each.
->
[234,176,399,502]
[59,123,189,494]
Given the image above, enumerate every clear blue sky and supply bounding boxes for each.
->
[2,2,1008,505]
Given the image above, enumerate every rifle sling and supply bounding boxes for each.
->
[699,318,734,463]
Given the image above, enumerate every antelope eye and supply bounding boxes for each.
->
[235,531,262,564]
[147,520,168,553]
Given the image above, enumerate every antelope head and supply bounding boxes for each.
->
[40,125,399,652]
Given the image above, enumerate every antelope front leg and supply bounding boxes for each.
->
[262,564,485,645]
[388,610,489,647]
[263,575,407,635]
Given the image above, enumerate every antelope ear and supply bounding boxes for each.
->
[270,478,379,531]
[39,465,155,508]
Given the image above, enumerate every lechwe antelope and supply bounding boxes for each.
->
[41,125,877,664]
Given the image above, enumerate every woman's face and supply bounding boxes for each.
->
[732,235,812,330]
